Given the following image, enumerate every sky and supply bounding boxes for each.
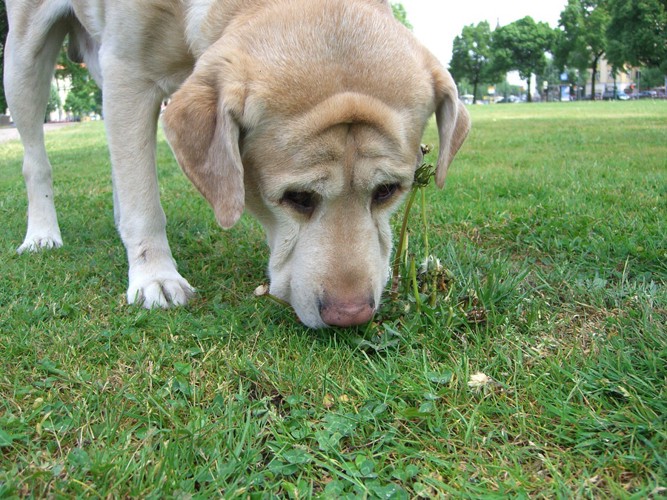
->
[399,0,568,67]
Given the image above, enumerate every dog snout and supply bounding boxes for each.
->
[319,296,376,327]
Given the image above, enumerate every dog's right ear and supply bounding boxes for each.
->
[432,66,471,188]
[162,68,245,229]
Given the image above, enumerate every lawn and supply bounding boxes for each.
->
[0,101,665,497]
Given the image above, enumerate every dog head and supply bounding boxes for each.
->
[163,0,469,328]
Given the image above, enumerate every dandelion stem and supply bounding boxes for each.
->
[391,187,418,296]
[391,152,435,299]
[420,187,429,259]
[410,256,421,312]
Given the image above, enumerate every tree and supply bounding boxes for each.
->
[449,21,502,104]
[55,43,102,119]
[537,58,563,101]
[493,17,554,102]
[639,66,667,88]
[606,0,667,74]
[46,84,61,122]
[495,80,524,101]
[0,8,102,118]
[555,0,610,99]
[391,2,412,30]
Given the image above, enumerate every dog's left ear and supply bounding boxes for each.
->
[432,66,471,188]
[162,64,245,229]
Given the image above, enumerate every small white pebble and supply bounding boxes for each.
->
[468,372,493,392]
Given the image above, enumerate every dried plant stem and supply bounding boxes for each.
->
[265,293,292,309]
[430,274,438,308]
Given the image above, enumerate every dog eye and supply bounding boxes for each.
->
[373,183,400,204]
[281,190,318,215]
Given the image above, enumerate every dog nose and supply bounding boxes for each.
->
[319,297,375,327]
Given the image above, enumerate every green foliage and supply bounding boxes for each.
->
[0,11,101,118]
[606,0,667,73]
[56,45,102,119]
[494,80,524,100]
[446,0,666,100]
[449,22,502,103]
[391,2,412,30]
[640,66,667,88]
[493,17,555,101]
[555,0,610,98]
[63,82,102,119]
[45,84,62,122]
[1,101,666,497]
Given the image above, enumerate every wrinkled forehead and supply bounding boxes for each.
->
[292,122,402,172]
[252,92,419,195]
[258,127,416,202]
[303,123,412,185]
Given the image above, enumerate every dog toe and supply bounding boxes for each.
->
[128,275,195,309]
[17,234,63,254]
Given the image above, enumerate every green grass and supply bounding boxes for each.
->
[1,101,665,498]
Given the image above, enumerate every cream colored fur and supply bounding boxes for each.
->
[4,0,470,328]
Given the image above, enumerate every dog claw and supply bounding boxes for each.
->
[17,235,63,254]
[127,276,195,308]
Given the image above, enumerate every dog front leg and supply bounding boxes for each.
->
[102,66,194,308]
[4,21,68,253]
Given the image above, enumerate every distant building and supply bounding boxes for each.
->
[585,58,636,99]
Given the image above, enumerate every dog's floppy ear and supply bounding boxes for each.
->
[432,66,471,188]
[162,68,244,229]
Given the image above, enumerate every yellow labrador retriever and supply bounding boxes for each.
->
[4,0,469,328]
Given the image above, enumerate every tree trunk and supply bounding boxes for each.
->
[527,74,533,102]
[591,54,601,100]
[580,74,587,101]
[473,80,478,104]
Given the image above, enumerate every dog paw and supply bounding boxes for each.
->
[127,272,195,309]
[17,233,63,254]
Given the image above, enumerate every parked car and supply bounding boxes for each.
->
[602,90,630,101]
[496,95,521,104]
[637,90,658,99]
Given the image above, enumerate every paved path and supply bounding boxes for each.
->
[0,122,78,144]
